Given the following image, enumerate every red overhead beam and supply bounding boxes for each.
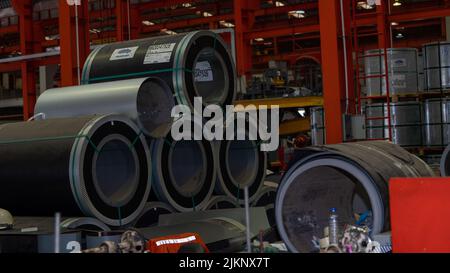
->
[246,24,320,40]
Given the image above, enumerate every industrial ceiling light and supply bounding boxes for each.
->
[182,3,192,8]
[161,28,177,35]
[219,21,235,28]
[391,22,399,26]
[357,1,374,10]
[254,38,264,42]
[288,10,306,19]
[396,33,404,38]
[270,1,285,7]
[393,0,402,7]
[142,20,155,26]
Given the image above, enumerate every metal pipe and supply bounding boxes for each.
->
[276,141,434,253]
[54,212,61,254]
[244,186,251,253]
[339,0,350,114]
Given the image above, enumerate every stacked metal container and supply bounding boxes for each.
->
[363,48,422,147]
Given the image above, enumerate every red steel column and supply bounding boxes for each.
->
[377,0,392,49]
[12,0,35,120]
[319,0,345,144]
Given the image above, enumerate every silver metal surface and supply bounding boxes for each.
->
[366,102,422,146]
[423,98,450,147]
[310,107,325,146]
[34,77,174,138]
[423,42,450,91]
[363,48,419,96]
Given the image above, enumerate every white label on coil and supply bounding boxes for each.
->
[144,43,176,64]
[391,58,407,68]
[194,61,213,82]
[391,74,407,88]
[109,46,139,61]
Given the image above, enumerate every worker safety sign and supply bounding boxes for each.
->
[144,43,177,64]
[109,46,139,61]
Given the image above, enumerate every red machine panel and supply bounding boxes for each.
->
[390,178,450,253]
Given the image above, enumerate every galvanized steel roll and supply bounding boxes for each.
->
[34,77,175,138]
[82,30,236,109]
[275,141,434,253]
[423,98,450,147]
[0,115,151,226]
[363,48,419,96]
[149,136,216,212]
[365,102,423,147]
[423,42,450,91]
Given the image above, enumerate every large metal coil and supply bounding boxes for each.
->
[82,30,236,109]
[203,196,240,210]
[363,48,419,96]
[34,77,174,138]
[275,141,434,253]
[0,115,151,226]
[214,119,267,204]
[131,202,175,228]
[423,42,450,91]
[423,98,450,147]
[365,102,423,147]
[149,133,216,212]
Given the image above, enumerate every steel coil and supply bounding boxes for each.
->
[0,115,151,226]
[215,139,267,204]
[149,136,216,212]
[34,77,174,138]
[82,30,236,109]
[275,141,434,253]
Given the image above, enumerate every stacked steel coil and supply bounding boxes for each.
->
[1,30,274,230]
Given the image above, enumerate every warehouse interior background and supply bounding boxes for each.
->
[2,0,450,254]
